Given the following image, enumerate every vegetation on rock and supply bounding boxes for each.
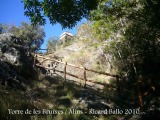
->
[46,36,59,53]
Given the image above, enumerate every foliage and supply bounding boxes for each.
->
[0,23,8,34]
[46,36,59,52]
[76,22,99,47]
[62,37,75,47]
[3,0,158,117]
[2,22,45,50]
[0,24,2,34]
[90,0,160,111]
[77,22,92,38]
[22,0,100,28]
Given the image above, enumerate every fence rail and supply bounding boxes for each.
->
[34,53,120,91]
[34,51,149,111]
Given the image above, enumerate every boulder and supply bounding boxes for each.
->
[0,33,37,89]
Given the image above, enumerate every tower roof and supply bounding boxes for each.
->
[60,32,73,39]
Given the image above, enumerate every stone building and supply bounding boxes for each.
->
[59,32,73,44]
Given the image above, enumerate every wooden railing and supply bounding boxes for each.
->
[33,51,120,93]
[33,50,149,111]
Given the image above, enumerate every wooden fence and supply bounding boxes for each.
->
[33,52,120,93]
[33,50,147,111]
[34,49,149,111]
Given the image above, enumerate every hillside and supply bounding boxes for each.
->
[1,0,160,119]
[0,33,126,120]
[54,26,115,85]
[0,33,115,120]
[1,18,160,119]
[1,30,160,120]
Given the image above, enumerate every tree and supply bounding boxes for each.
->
[23,0,160,112]
[90,0,160,111]
[23,0,99,28]
[0,24,2,34]
[46,36,59,52]
[5,22,45,50]
[0,23,8,34]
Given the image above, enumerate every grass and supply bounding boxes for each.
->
[0,87,34,120]
[0,74,124,120]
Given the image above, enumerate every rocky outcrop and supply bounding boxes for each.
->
[0,33,37,89]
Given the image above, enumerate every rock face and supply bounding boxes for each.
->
[0,33,37,89]
[54,40,114,85]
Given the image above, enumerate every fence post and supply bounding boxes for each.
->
[83,67,87,88]
[64,62,67,81]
